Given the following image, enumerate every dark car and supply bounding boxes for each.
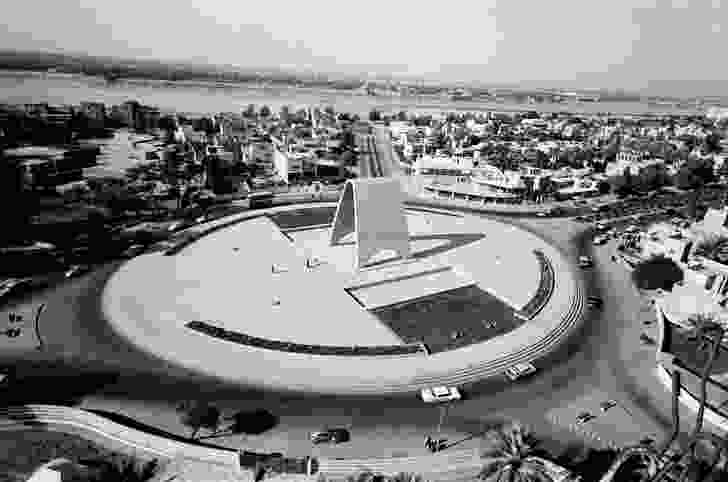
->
[587,296,604,309]
[310,428,350,444]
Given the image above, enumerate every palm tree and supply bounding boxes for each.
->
[345,469,377,482]
[693,235,728,264]
[650,314,726,482]
[478,422,555,482]
[388,472,429,482]
[684,313,725,438]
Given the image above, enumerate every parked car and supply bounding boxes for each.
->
[587,296,604,309]
[121,244,146,258]
[576,412,597,425]
[578,255,594,268]
[420,386,462,403]
[505,362,537,381]
[64,264,91,279]
[600,400,618,412]
[309,428,350,444]
[593,236,608,246]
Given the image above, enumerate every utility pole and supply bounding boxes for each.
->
[436,403,449,434]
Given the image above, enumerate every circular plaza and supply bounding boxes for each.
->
[101,202,585,395]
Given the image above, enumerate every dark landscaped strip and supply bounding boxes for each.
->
[185,321,427,356]
[517,250,555,320]
[371,285,522,354]
[267,207,337,230]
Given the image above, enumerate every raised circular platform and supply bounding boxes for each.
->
[101,203,584,395]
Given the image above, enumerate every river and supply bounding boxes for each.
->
[0,71,707,118]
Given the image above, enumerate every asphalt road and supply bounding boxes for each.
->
[0,214,682,461]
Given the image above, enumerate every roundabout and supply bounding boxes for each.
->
[101,194,586,395]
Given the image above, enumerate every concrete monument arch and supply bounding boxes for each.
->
[329,178,410,270]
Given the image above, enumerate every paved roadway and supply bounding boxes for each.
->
[0,213,689,464]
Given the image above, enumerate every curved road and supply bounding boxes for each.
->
[0,212,682,464]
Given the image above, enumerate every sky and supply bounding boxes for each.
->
[1,0,726,96]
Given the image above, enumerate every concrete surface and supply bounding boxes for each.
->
[99,203,579,394]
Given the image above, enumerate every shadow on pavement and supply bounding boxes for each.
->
[86,408,234,450]
[1,370,121,406]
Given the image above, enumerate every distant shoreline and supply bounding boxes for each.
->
[0,69,710,118]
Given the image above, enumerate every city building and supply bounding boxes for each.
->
[471,163,526,197]
[79,101,106,128]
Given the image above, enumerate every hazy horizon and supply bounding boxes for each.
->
[1,0,726,98]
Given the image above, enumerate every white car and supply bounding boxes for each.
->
[505,362,537,381]
[64,264,91,279]
[578,255,593,268]
[420,386,462,403]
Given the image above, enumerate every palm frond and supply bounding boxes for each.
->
[479,459,508,480]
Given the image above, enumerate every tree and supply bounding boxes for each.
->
[702,133,722,155]
[227,409,278,435]
[683,314,725,439]
[693,234,728,264]
[177,401,221,439]
[651,316,728,482]
[557,447,617,482]
[260,105,271,118]
[478,422,555,482]
[631,255,684,291]
[86,457,161,482]
[388,473,428,482]
[193,192,216,219]
[345,470,377,482]
[396,111,408,122]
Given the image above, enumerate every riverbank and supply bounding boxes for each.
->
[0,71,708,118]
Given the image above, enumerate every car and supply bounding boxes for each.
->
[575,412,596,425]
[121,244,146,258]
[640,333,655,345]
[587,296,604,309]
[578,255,594,268]
[420,386,462,403]
[536,211,547,217]
[309,428,350,444]
[505,362,537,381]
[64,264,91,279]
[600,400,618,412]
[593,236,607,246]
